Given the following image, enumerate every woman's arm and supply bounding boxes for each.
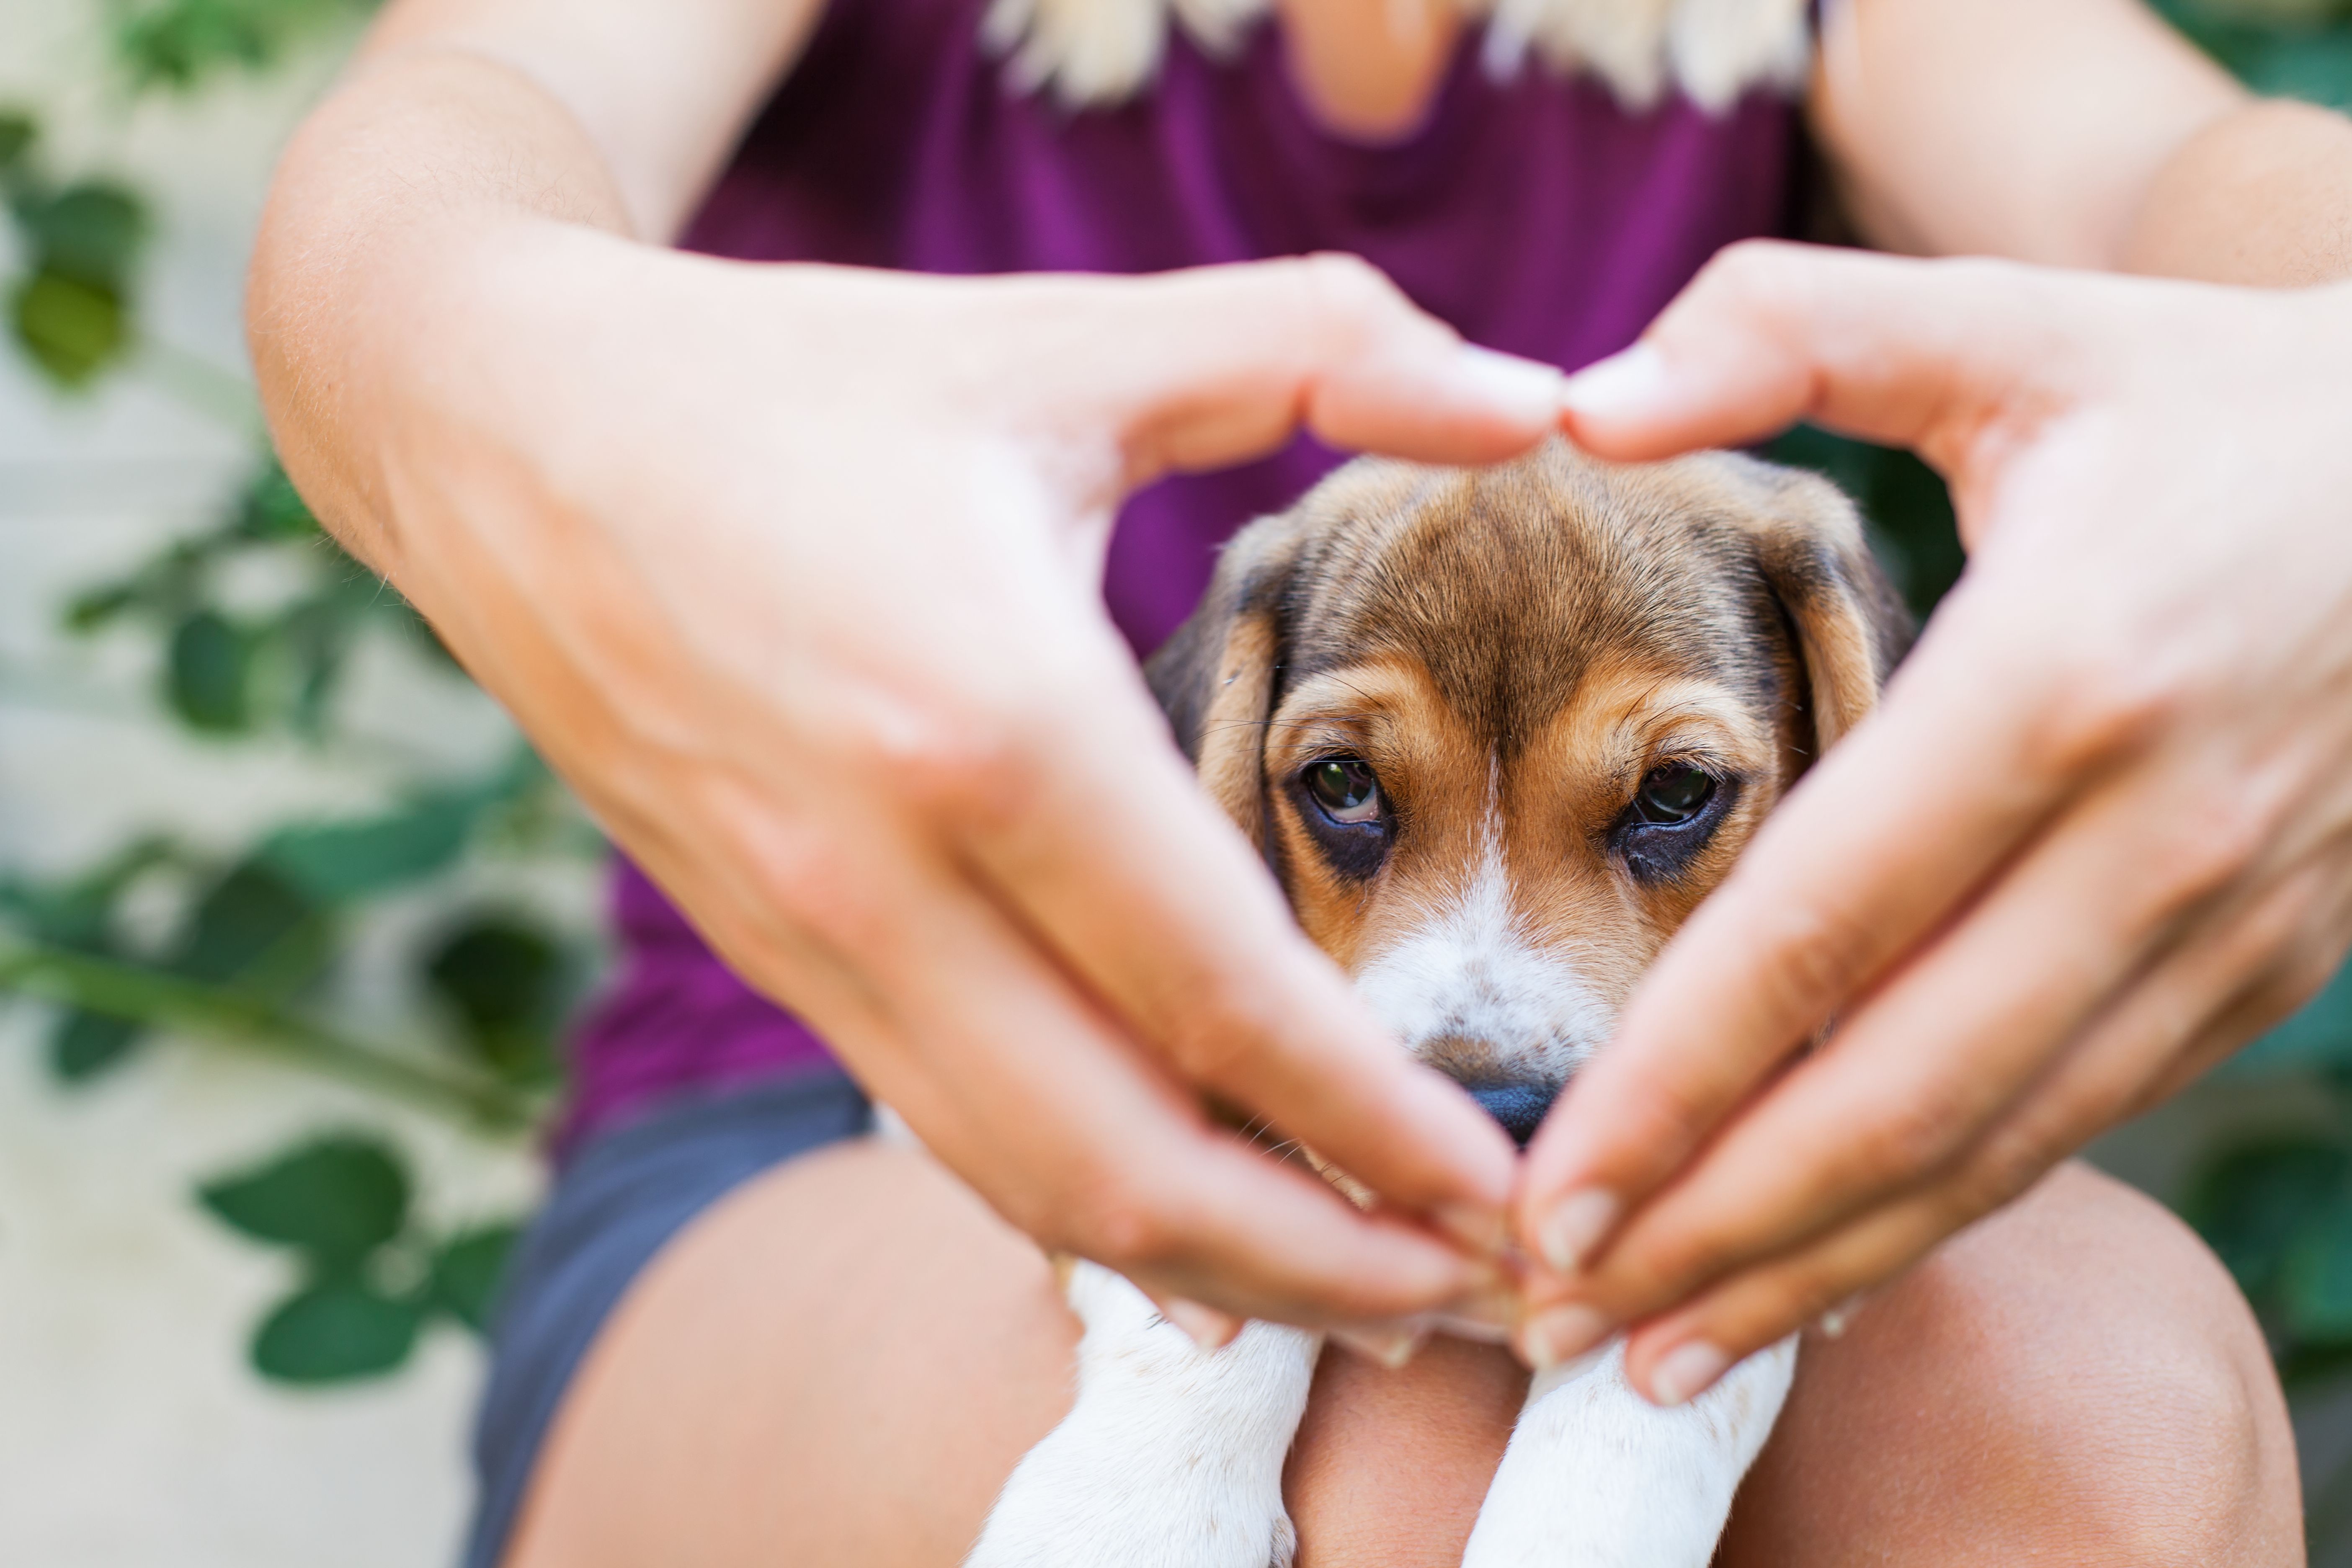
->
[1515,2,2352,1403]
[250,0,821,549]
[251,1,1567,1333]
[1812,0,2352,285]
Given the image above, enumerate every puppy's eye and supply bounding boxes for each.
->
[1305,758,1381,824]
[1632,764,1715,826]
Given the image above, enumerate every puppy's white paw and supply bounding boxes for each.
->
[963,1396,1297,1568]
[965,1270,1317,1568]
[1462,1338,1796,1568]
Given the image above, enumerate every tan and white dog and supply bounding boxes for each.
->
[965,441,1911,1568]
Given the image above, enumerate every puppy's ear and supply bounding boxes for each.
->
[1145,511,1314,851]
[1713,456,1915,759]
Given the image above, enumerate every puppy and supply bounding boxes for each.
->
[965,439,1911,1568]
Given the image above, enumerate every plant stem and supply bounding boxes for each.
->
[0,937,537,1134]
[134,335,263,434]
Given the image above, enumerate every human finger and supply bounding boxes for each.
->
[1135,1287,1245,1351]
[963,256,1571,483]
[1536,724,2285,1319]
[1516,578,2102,1277]
[931,650,1518,1249]
[682,776,1496,1325]
[1605,872,2348,1403]
[1551,239,2109,478]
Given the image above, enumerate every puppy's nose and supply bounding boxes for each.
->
[1465,1081,1560,1150]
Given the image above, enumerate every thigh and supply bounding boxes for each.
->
[504,1135,1075,1568]
[1718,1161,2302,1568]
[504,1134,1529,1568]
[504,1149,2297,1568]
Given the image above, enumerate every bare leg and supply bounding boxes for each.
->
[1716,1161,2303,1568]
[504,1149,2297,1568]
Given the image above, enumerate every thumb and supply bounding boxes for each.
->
[1022,255,1572,479]
[1558,242,2092,477]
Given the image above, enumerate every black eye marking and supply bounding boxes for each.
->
[1612,763,1737,884]
[1290,756,1391,881]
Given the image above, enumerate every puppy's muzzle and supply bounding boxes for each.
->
[1463,1079,1560,1150]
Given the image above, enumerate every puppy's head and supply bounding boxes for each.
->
[1148,441,1910,1145]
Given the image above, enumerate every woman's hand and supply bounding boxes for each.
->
[1516,240,2352,1402]
[264,186,1569,1328]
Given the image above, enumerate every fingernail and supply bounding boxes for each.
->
[1434,1202,1511,1259]
[1428,1279,1523,1344]
[1647,1340,1730,1406]
[1515,1302,1614,1372]
[1427,1309,1515,1344]
[1452,344,1567,421]
[1560,343,1670,420]
[1537,1188,1620,1276]
[1160,1297,1243,1351]
[1331,1321,1430,1370]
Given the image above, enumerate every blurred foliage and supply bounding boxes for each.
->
[65,459,458,736]
[2157,0,2352,108]
[0,0,570,1387]
[199,1135,520,1381]
[111,0,378,93]
[1,113,149,386]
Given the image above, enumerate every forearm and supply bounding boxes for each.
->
[1812,0,2242,268]
[2121,96,2352,286]
[247,49,631,571]
[1814,0,2352,288]
[245,0,815,571]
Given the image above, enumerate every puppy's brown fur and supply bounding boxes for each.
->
[1148,441,1911,1094]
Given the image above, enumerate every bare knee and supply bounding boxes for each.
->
[1284,1336,1528,1568]
[1725,1163,2301,1568]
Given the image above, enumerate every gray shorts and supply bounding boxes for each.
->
[463,1068,873,1568]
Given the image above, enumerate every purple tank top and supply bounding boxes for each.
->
[561,0,1802,1153]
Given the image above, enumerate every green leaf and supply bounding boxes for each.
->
[114,0,370,93]
[425,916,565,1082]
[0,111,33,177]
[276,597,354,737]
[10,268,129,387]
[260,792,482,903]
[198,1133,410,1269]
[2283,1193,2352,1344]
[0,836,177,952]
[49,1008,145,1082]
[170,860,327,989]
[2184,1137,2350,1300]
[429,1222,521,1333]
[235,460,320,539]
[16,181,149,290]
[166,609,252,731]
[64,580,144,632]
[249,1279,424,1383]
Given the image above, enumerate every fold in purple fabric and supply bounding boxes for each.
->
[559,0,1801,1156]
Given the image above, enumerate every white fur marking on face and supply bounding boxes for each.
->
[1351,757,1611,1085]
